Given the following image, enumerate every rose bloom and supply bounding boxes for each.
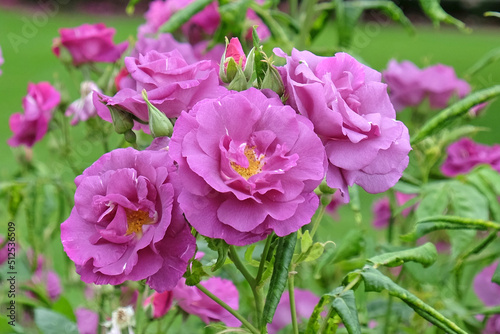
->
[144,290,173,319]
[383,60,470,111]
[94,50,225,129]
[170,88,326,246]
[275,49,411,201]
[474,262,500,333]
[173,277,241,327]
[53,23,128,66]
[138,0,220,43]
[268,289,319,334]
[441,138,500,177]
[60,145,196,292]
[66,81,101,125]
[8,82,61,147]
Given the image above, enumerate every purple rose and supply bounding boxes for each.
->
[76,308,99,334]
[94,50,225,128]
[383,60,470,111]
[66,81,101,125]
[60,147,196,292]
[8,82,61,147]
[275,49,411,201]
[138,0,220,43]
[441,138,500,177]
[173,277,241,327]
[485,314,500,334]
[372,197,391,229]
[170,88,327,245]
[53,23,128,66]
[268,288,319,334]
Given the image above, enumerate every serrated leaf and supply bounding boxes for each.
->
[34,308,79,334]
[360,266,467,334]
[411,85,500,145]
[368,243,437,268]
[330,289,361,334]
[262,232,297,324]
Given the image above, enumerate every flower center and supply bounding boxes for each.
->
[125,209,152,236]
[231,146,264,179]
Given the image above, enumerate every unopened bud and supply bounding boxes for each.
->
[109,105,134,134]
[261,63,284,96]
[142,90,173,137]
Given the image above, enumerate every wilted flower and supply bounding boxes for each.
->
[8,82,61,147]
[104,306,135,334]
[173,277,241,327]
[268,289,319,334]
[170,88,326,245]
[383,60,470,111]
[94,50,225,130]
[76,308,99,334]
[441,138,500,177]
[275,49,411,201]
[60,147,196,292]
[66,81,101,125]
[53,23,128,66]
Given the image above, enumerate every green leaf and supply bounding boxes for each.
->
[418,0,467,31]
[51,297,76,322]
[262,232,297,324]
[244,244,260,267]
[465,169,500,222]
[336,0,364,49]
[330,289,362,334]
[465,47,500,77]
[205,238,230,272]
[301,230,313,253]
[185,260,209,286]
[316,229,364,276]
[159,0,213,33]
[306,294,332,334]
[360,267,467,334]
[248,2,292,49]
[485,11,500,18]
[448,181,488,219]
[0,314,24,333]
[411,85,500,145]
[492,262,500,286]
[415,183,449,221]
[368,243,438,268]
[34,308,79,334]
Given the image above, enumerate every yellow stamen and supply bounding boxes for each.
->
[125,209,151,236]
[230,146,264,179]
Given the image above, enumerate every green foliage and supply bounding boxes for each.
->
[159,0,214,33]
[34,308,79,334]
[368,243,438,268]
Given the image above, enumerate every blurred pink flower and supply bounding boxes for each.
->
[372,197,391,229]
[53,23,128,66]
[383,60,469,111]
[441,138,500,177]
[65,81,101,125]
[395,192,417,217]
[8,82,60,147]
[474,261,500,307]
[276,49,411,202]
[326,191,345,219]
[268,288,319,334]
[144,290,173,319]
[173,277,241,327]
[0,46,4,75]
[76,308,99,334]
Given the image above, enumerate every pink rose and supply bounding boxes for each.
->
[53,23,128,66]
[268,289,319,334]
[143,291,173,318]
[94,50,225,128]
[8,82,60,147]
[372,197,391,229]
[275,49,411,201]
[383,60,470,111]
[441,138,500,177]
